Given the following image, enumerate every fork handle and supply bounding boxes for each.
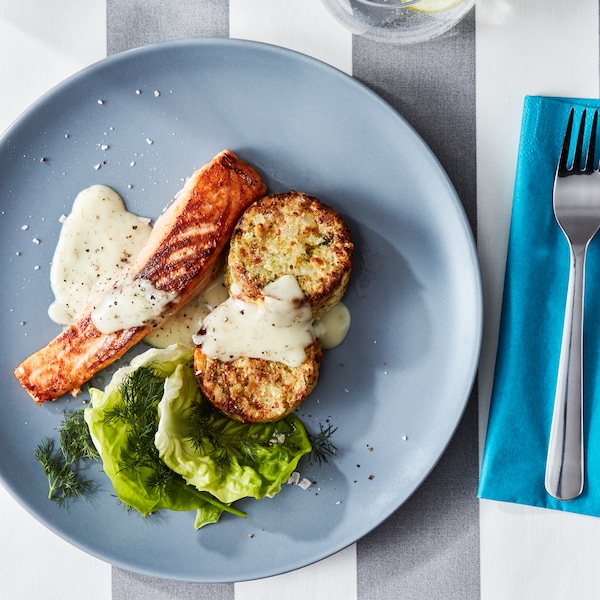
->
[545,243,586,501]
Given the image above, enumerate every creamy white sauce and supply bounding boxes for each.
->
[90,272,179,334]
[195,275,314,367]
[194,275,351,367]
[49,184,215,344]
[49,185,152,325]
[50,185,352,352]
[146,276,229,348]
[314,303,351,350]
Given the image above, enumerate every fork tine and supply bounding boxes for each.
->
[585,109,598,173]
[558,108,575,176]
[573,109,586,172]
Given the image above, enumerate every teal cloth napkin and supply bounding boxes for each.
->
[479,95,600,515]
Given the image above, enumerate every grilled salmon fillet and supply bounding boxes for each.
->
[15,150,266,404]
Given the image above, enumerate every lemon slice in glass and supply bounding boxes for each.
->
[409,0,465,13]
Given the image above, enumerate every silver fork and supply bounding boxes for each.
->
[545,108,600,501]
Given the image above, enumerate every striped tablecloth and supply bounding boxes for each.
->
[2,1,600,598]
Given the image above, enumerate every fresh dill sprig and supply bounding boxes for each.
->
[35,409,98,506]
[185,399,288,472]
[239,439,260,463]
[103,365,175,489]
[144,460,178,492]
[307,422,338,466]
[58,409,99,462]
[185,400,233,472]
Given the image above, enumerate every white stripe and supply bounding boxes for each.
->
[230,1,356,599]
[235,544,357,600]
[229,0,352,75]
[477,0,600,598]
[0,0,107,134]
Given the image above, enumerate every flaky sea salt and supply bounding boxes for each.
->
[287,472,300,485]
[270,433,286,445]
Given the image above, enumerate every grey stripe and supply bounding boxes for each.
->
[352,11,480,600]
[352,13,477,231]
[107,4,233,599]
[107,0,228,56]
[112,570,234,600]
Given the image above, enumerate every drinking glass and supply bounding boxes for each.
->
[321,0,476,44]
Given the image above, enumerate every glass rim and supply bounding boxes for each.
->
[353,0,423,7]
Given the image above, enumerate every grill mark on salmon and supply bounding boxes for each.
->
[14,150,266,404]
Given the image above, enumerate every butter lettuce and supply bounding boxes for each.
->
[84,345,244,527]
[84,343,312,529]
[156,359,312,505]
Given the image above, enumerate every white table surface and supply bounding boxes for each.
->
[3,1,600,598]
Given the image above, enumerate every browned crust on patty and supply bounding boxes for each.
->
[225,191,353,318]
[194,341,323,423]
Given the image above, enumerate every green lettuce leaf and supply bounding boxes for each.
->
[84,345,244,526]
[84,343,312,530]
[155,352,312,505]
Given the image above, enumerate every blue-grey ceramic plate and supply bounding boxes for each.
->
[0,38,481,582]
